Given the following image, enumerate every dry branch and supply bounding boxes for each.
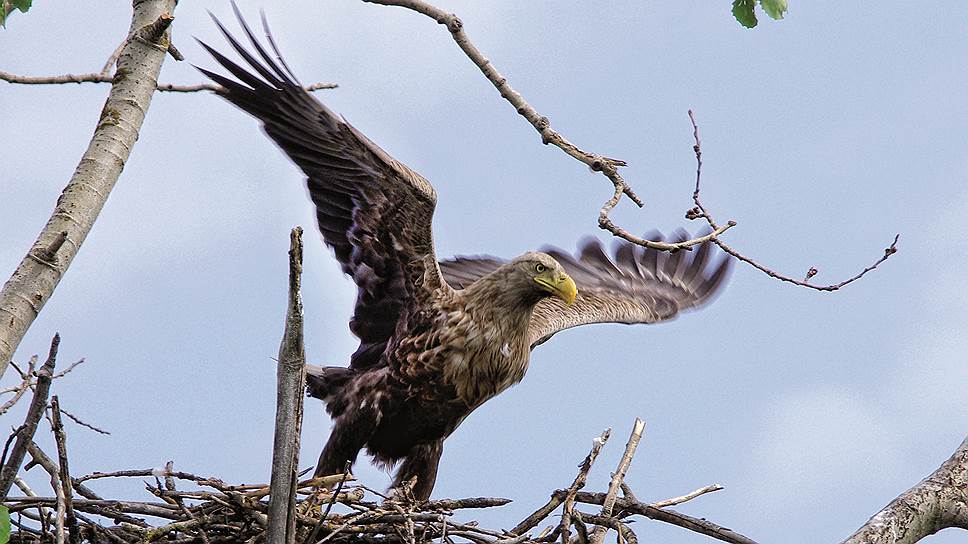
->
[0,356,37,416]
[4,421,756,544]
[267,227,307,544]
[589,419,644,544]
[685,110,899,291]
[362,0,897,290]
[0,69,337,93]
[0,333,58,501]
[557,428,610,544]
[356,1,740,251]
[6,420,966,544]
[841,434,968,544]
[649,483,723,508]
[568,491,759,544]
[50,395,80,544]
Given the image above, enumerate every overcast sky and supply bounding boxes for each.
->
[3,2,967,542]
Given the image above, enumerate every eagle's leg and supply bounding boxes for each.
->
[314,408,376,479]
[390,441,443,501]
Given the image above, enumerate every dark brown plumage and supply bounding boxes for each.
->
[199,10,731,500]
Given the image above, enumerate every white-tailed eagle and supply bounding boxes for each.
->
[199,10,730,500]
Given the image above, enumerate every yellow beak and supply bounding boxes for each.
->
[536,272,578,305]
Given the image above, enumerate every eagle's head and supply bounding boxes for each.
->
[509,252,578,305]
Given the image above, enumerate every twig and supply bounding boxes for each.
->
[100,41,126,76]
[76,468,225,485]
[511,493,562,537]
[589,419,644,544]
[577,513,637,544]
[52,358,85,379]
[267,226,307,544]
[420,498,511,511]
[13,474,54,531]
[686,109,899,290]
[359,0,748,256]
[5,497,183,519]
[0,333,58,500]
[58,408,110,435]
[650,484,723,508]
[46,446,66,544]
[1,357,87,418]
[569,510,590,544]
[0,69,337,93]
[26,443,103,501]
[0,355,36,416]
[362,0,898,285]
[306,461,352,544]
[50,396,80,544]
[569,491,760,544]
[559,428,611,544]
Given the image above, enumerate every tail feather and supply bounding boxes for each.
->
[306,365,353,416]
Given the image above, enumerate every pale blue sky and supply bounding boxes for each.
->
[3,2,967,542]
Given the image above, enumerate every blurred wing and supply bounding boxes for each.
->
[198,10,447,369]
[437,232,731,349]
[437,256,505,289]
[530,233,731,347]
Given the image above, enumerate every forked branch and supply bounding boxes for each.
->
[686,110,899,291]
[362,0,897,285]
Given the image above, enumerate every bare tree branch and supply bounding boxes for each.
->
[362,0,897,290]
[359,0,738,256]
[99,40,126,77]
[570,490,760,544]
[649,483,723,508]
[0,355,36,416]
[50,396,80,544]
[686,110,900,291]
[267,227,307,544]
[589,419,644,544]
[0,333,58,501]
[841,434,968,544]
[0,69,337,93]
[0,0,178,381]
[1,357,90,421]
[26,442,105,502]
[558,428,611,544]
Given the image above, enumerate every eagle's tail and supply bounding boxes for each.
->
[306,365,353,415]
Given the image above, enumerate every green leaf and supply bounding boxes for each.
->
[0,0,30,28]
[1,505,10,544]
[760,0,787,20]
[732,0,758,28]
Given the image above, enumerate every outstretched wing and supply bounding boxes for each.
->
[438,232,731,349]
[198,10,449,369]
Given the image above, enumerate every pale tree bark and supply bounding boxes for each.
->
[266,227,306,544]
[0,0,178,380]
[842,435,968,544]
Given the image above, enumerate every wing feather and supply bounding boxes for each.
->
[199,12,449,369]
[437,234,731,349]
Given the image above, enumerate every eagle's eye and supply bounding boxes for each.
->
[535,264,547,273]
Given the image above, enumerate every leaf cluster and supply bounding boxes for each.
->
[732,0,787,29]
[1,0,32,28]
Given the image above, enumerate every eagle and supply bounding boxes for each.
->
[199,11,731,500]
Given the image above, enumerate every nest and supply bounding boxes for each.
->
[3,425,753,544]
